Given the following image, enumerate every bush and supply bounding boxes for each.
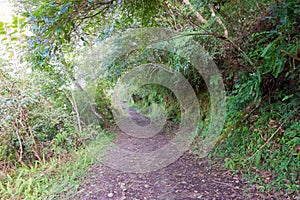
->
[0,69,80,171]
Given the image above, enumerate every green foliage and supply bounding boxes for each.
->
[0,149,94,200]
[4,0,299,197]
[249,0,299,94]
[118,0,167,27]
[130,84,181,123]
[211,0,299,196]
[0,69,79,169]
[223,0,299,121]
[0,124,114,199]
[0,16,79,170]
[94,78,114,125]
[214,99,299,194]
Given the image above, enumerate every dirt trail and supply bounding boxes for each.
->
[71,107,277,200]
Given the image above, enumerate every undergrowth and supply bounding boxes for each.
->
[210,1,300,196]
[212,97,299,195]
[0,149,92,200]
[0,130,115,200]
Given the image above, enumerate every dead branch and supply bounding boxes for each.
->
[182,0,208,24]
[208,4,228,38]
[280,49,300,62]
[250,119,286,160]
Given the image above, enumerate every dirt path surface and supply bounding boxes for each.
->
[71,107,282,200]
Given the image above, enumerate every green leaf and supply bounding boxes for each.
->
[255,151,261,166]
[282,94,293,101]
[261,43,273,57]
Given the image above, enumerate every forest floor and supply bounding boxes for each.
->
[70,107,288,200]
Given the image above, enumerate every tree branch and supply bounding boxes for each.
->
[280,50,300,62]
[208,4,228,38]
[182,0,207,24]
[79,5,111,20]
[250,106,299,160]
